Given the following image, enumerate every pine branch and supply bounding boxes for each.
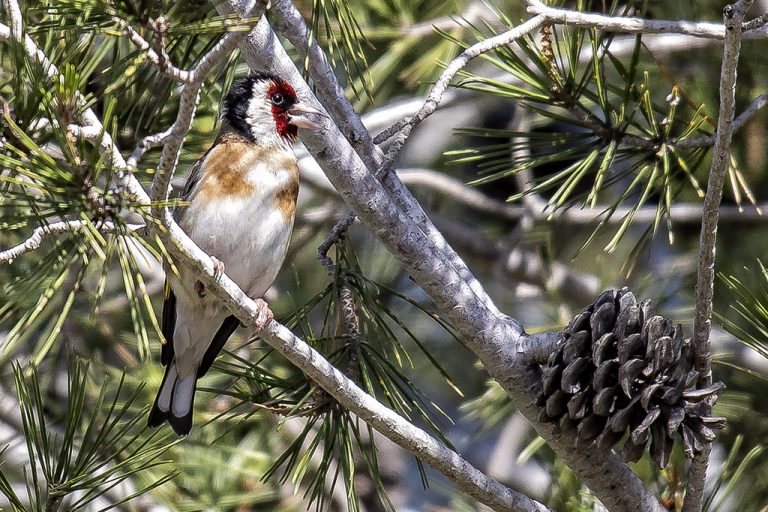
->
[0,221,143,263]
[526,0,768,40]
[116,18,193,82]
[217,3,668,511]
[684,2,755,511]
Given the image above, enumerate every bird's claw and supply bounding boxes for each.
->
[194,257,225,298]
[251,298,274,331]
[211,256,225,280]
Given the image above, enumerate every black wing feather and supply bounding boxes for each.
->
[196,315,240,378]
[161,281,176,366]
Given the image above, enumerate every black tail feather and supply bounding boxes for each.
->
[161,283,176,366]
[147,362,196,436]
[197,315,239,378]
[168,402,194,436]
[150,307,239,435]
[148,363,173,428]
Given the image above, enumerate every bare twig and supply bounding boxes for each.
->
[526,0,768,39]
[742,11,768,31]
[379,15,547,169]
[115,18,192,82]
[126,127,174,169]
[317,211,355,275]
[0,220,143,263]
[683,2,754,511]
[150,13,262,206]
[677,91,768,148]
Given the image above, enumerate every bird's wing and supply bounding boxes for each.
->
[173,146,212,223]
[160,280,176,366]
[196,315,240,378]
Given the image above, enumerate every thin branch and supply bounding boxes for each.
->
[317,211,355,275]
[126,127,173,169]
[379,15,547,169]
[742,11,768,31]
[684,2,754,512]
[150,12,262,206]
[115,18,192,82]
[525,0,768,39]
[677,91,768,148]
[366,33,726,146]
[0,221,142,263]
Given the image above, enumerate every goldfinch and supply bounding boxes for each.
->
[148,71,324,435]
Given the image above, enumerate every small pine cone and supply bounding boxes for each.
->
[537,287,726,468]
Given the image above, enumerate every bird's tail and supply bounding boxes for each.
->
[147,362,196,436]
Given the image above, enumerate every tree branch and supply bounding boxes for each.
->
[116,3,551,510]
[150,11,262,207]
[0,221,142,263]
[115,18,192,82]
[0,8,544,511]
[677,91,768,148]
[377,15,547,163]
[526,0,768,39]
[684,2,754,511]
[218,3,667,511]
[266,0,508,319]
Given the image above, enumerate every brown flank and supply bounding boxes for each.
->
[275,179,299,220]
[197,129,301,215]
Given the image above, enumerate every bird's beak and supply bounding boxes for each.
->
[287,102,327,131]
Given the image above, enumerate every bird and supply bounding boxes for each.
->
[147,71,325,436]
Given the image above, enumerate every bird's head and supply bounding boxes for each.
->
[222,71,325,145]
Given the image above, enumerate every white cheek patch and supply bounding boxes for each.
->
[246,81,287,147]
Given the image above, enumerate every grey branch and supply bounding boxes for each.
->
[526,0,768,39]
[137,3,550,510]
[0,221,143,263]
[116,18,192,82]
[378,15,547,163]
[126,127,174,169]
[150,9,263,206]
[221,3,667,511]
[684,2,754,511]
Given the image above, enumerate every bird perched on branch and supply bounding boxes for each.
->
[148,71,325,435]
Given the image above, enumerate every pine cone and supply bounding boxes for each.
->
[537,287,726,468]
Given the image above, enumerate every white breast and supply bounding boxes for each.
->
[178,153,297,302]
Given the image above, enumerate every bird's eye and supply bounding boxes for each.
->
[271,93,285,106]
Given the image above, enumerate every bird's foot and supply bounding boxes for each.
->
[211,256,225,280]
[250,298,274,331]
[194,258,225,298]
